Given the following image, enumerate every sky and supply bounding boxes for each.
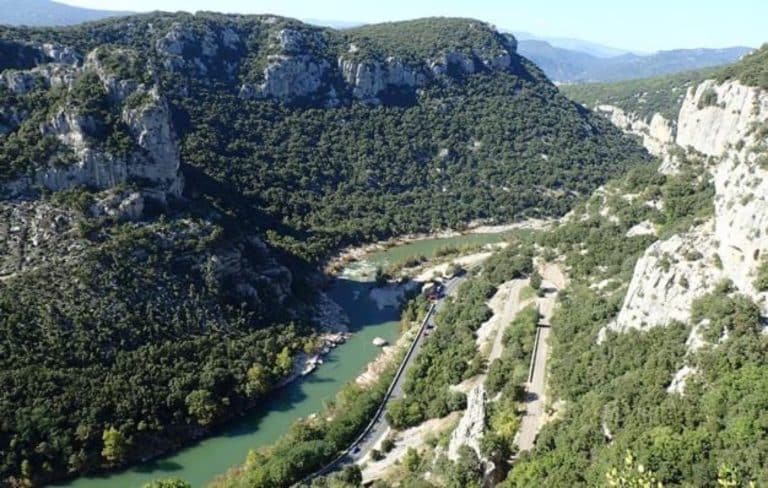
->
[57,0,766,53]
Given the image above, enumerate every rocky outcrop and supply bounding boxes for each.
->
[338,57,424,104]
[447,383,487,461]
[596,105,676,158]
[1,48,183,200]
[238,22,518,104]
[606,79,768,339]
[155,21,242,78]
[677,80,768,156]
[606,221,723,336]
[3,90,183,199]
[40,43,82,66]
[0,199,85,277]
[241,55,331,101]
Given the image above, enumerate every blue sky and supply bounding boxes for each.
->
[59,0,766,52]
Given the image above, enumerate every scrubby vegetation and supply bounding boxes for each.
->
[0,12,651,486]
[344,18,511,63]
[387,242,534,429]
[499,150,768,487]
[718,44,768,89]
[562,67,716,121]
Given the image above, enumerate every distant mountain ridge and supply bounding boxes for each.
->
[513,30,635,58]
[0,0,132,26]
[517,38,753,83]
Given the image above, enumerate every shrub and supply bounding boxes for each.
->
[697,88,719,109]
[754,258,768,291]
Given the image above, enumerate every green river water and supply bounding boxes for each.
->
[58,232,508,488]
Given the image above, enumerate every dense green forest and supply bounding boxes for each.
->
[561,67,716,121]
[0,12,651,486]
[0,12,649,259]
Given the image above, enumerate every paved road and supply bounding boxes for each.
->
[348,275,465,461]
[297,275,465,484]
[517,277,558,451]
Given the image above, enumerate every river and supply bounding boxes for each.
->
[57,232,509,488]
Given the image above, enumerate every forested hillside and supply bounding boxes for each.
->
[561,68,716,121]
[718,43,768,89]
[304,42,768,488]
[0,13,649,486]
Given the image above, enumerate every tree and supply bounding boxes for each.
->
[185,389,217,426]
[276,347,294,377]
[403,447,422,473]
[447,446,483,488]
[381,437,395,453]
[20,459,32,480]
[246,364,270,397]
[101,427,127,463]
[529,270,543,291]
[606,451,663,488]
[337,465,363,485]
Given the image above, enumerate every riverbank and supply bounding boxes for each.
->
[323,219,552,275]
[58,228,522,488]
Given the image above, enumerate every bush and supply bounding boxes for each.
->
[697,88,719,109]
[381,437,395,453]
[754,258,768,291]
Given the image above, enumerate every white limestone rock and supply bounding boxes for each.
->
[606,79,768,341]
[448,383,486,461]
[338,57,424,103]
[667,365,697,394]
[3,88,183,199]
[626,220,657,238]
[677,80,768,156]
[90,190,145,221]
[596,105,676,158]
[241,55,331,101]
[605,220,723,337]
[41,43,82,66]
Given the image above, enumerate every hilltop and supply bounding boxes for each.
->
[0,13,648,486]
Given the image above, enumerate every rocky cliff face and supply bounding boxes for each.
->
[0,43,183,202]
[595,105,676,157]
[677,79,768,155]
[606,79,768,339]
[237,21,519,105]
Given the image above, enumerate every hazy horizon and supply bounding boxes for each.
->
[55,0,764,53]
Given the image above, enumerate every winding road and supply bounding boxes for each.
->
[297,275,466,484]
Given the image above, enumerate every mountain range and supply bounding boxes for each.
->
[0,0,131,26]
[0,2,753,84]
[516,38,753,83]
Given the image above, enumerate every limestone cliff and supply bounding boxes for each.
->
[0,44,183,201]
[595,105,676,157]
[607,78,768,338]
